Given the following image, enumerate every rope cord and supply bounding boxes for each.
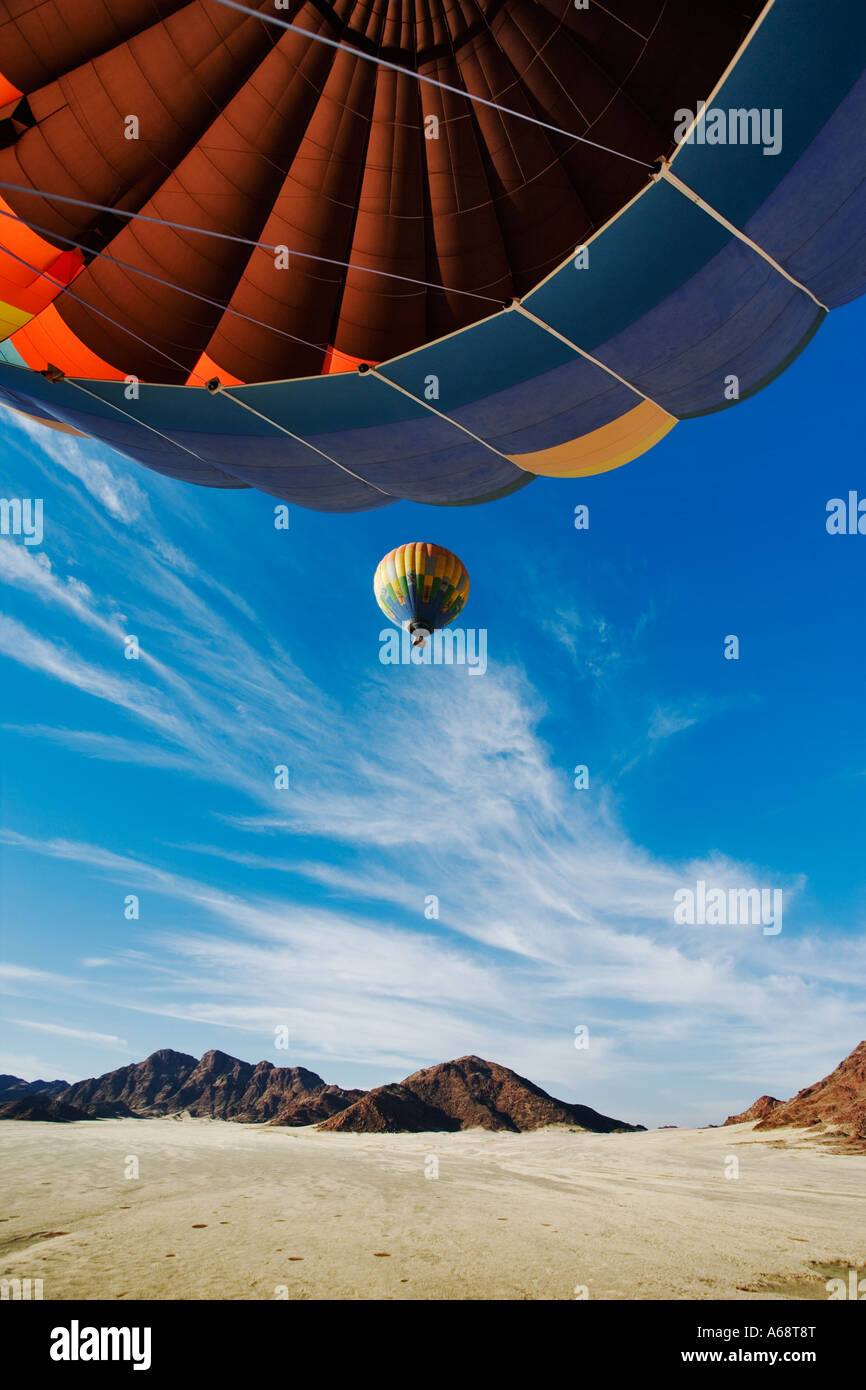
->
[211,0,655,170]
[0,204,330,360]
[0,179,502,304]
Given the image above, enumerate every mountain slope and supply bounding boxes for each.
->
[0,1074,68,1101]
[63,1048,198,1112]
[723,1095,782,1126]
[754,1042,866,1139]
[268,1084,367,1127]
[318,1083,462,1134]
[0,1096,134,1121]
[320,1055,644,1134]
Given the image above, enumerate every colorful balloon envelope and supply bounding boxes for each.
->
[0,0,864,512]
[374,543,469,645]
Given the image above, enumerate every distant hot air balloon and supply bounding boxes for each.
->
[0,1,864,512]
[374,543,469,647]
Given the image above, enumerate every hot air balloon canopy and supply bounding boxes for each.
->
[0,0,864,511]
[374,542,469,643]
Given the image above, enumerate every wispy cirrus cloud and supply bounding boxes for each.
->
[9,1019,130,1050]
[5,410,255,620]
[7,409,149,524]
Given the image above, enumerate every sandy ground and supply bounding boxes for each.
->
[0,1118,863,1300]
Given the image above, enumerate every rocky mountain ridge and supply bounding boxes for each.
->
[723,1041,866,1143]
[0,1048,641,1133]
[0,1073,68,1101]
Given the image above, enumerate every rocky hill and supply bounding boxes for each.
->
[753,1041,866,1140]
[320,1055,644,1134]
[0,1048,641,1133]
[721,1042,866,1144]
[723,1094,781,1126]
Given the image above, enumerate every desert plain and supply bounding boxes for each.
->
[1,1117,864,1300]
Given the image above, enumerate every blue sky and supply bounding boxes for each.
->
[1,298,864,1129]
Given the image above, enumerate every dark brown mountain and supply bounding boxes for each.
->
[63,1048,198,1112]
[753,1041,866,1140]
[170,1050,342,1122]
[0,1048,361,1124]
[320,1055,644,1134]
[724,1094,782,1126]
[60,1048,360,1123]
[0,1074,68,1101]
